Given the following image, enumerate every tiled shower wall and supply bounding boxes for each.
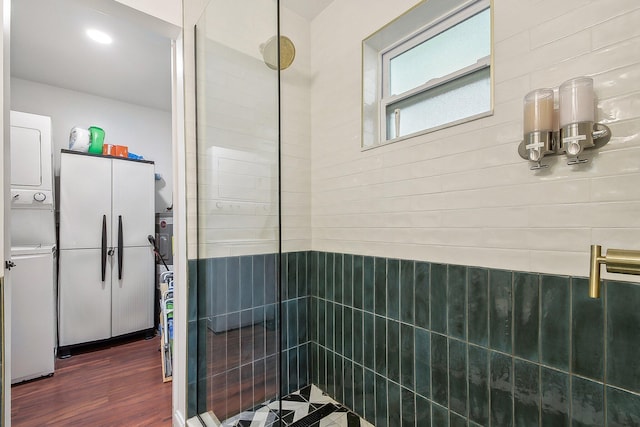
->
[310,0,640,279]
[183,1,311,260]
[184,0,640,423]
[190,250,640,425]
[188,254,311,417]
[306,1,640,422]
[308,251,640,427]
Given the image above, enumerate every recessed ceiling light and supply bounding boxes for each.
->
[86,28,112,45]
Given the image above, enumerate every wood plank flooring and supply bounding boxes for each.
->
[11,335,172,426]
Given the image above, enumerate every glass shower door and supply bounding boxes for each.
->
[194,0,281,423]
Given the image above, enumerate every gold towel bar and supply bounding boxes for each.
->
[589,245,640,298]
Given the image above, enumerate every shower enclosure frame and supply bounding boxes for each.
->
[192,0,288,422]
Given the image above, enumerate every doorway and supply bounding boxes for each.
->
[8,0,177,423]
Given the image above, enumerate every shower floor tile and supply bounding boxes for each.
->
[219,384,374,427]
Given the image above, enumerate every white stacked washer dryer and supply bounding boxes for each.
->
[9,111,57,383]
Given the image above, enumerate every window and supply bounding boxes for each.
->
[362,0,492,148]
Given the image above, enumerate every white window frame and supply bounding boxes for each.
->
[362,0,492,149]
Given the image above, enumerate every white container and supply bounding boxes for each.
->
[559,76,595,127]
[69,126,91,152]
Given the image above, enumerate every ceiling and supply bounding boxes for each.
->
[10,0,333,112]
[11,0,172,111]
[281,0,334,21]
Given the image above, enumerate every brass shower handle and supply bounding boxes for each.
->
[589,245,640,298]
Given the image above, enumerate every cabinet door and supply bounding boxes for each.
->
[58,249,112,346]
[111,159,154,248]
[111,246,155,337]
[59,153,112,249]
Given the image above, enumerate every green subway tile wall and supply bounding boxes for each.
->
[541,366,570,425]
[189,251,640,425]
[187,253,310,418]
[307,251,640,427]
[513,359,540,427]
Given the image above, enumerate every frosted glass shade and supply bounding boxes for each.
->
[523,88,554,134]
[559,76,594,127]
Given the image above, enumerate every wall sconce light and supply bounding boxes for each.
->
[518,76,611,169]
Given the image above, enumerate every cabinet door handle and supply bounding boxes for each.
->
[101,215,107,282]
[118,215,123,280]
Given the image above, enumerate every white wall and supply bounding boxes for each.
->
[281,7,312,253]
[11,78,173,213]
[183,0,208,259]
[310,0,640,280]
[184,1,312,258]
[194,1,279,259]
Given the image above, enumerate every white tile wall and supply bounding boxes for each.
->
[183,0,640,282]
[281,7,312,252]
[183,1,311,259]
[309,0,640,280]
[182,0,207,258]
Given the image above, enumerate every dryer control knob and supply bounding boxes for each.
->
[33,192,46,202]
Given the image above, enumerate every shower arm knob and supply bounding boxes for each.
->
[589,244,640,298]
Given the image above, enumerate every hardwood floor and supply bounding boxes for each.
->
[11,335,172,427]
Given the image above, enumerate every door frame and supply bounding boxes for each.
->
[2,0,11,425]
[169,31,188,426]
[1,0,188,425]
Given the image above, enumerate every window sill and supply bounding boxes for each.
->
[361,109,494,151]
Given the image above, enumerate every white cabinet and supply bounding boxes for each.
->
[111,246,155,336]
[58,150,155,347]
[58,249,112,345]
[112,159,156,247]
[59,153,112,250]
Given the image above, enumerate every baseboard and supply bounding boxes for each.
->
[173,409,186,427]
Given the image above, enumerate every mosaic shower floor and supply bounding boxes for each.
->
[221,384,374,427]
